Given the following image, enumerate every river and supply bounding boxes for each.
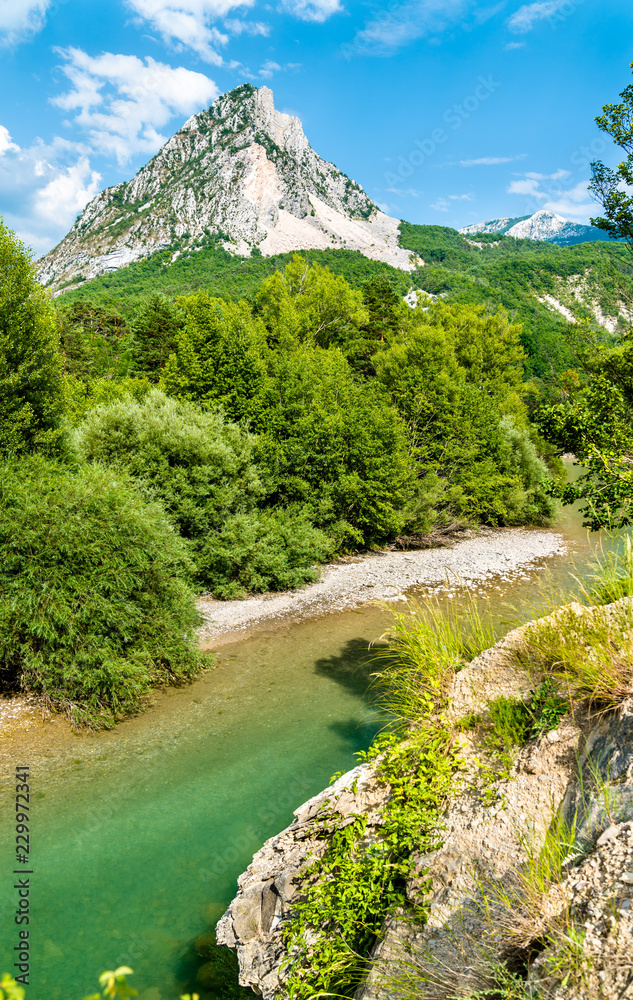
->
[0,489,624,1000]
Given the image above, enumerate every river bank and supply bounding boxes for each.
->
[198,526,566,647]
[0,526,566,738]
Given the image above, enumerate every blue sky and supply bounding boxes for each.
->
[1,0,632,256]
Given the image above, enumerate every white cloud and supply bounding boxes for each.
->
[460,154,526,165]
[223,17,270,34]
[346,0,507,56]
[507,0,570,33]
[449,192,474,200]
[280,0,342,22]
[255,59,301,78]
[507,172,595,221]
[33,157,101,226]
[348,0,468,55]
[0,125,20,155]
[0,0,50,46]
[504,39,525,48]
[508,178,547,197]
[0,136,100,254]
[430,197,450,211]
[259,60,281,78]
[125,0,255,62]
[52,48,218,164]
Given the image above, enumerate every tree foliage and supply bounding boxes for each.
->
[58,300,134,381]
[131,293,186,377]
[0,456,202,727]
[589,60,633,255]
[375,302,556,526]
[72,389,332,596]
[0,218,65,454]
[538,369,633,530]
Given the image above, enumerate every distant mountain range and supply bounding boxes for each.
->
[459,209,611,246]
[36,84,618,295]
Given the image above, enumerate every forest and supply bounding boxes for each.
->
[2,213,632,727]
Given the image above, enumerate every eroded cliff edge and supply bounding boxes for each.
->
[217,600,633,1000]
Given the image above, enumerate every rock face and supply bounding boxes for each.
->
[217,601,633,1000]
[37,84,414,292]
[215,763,391,1000]
[460,209,611,246]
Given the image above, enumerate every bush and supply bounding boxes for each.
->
[0,456,202,727]
[72,389,332,595]
[198,507,333,598]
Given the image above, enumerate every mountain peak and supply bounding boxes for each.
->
[38,85,414,292]
[459,208,611,246]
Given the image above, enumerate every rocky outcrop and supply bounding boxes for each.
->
[216,601,633,1000]
[38,84,414,292]
[215,762,390,1000]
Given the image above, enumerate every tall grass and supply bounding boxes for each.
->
[370,594,497,728]
[572,532,633,606]
[519,599,633,712]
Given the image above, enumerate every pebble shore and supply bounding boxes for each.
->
[198,526,566,645]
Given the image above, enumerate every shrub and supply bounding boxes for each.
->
[72,389,332,595]
[0,456,202,727]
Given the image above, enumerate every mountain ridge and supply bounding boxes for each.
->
[459,208,612,246]
[37,84,415,292]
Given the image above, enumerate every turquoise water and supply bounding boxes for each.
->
[0,619,385,1000]
[0,483,625,1000]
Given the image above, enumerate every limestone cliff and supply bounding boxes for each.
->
[37,84,414,292]
[216,602,633,1000]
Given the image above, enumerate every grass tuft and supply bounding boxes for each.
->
[518,599,633,712]
[370,593,497,729]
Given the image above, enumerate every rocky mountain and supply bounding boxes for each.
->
[460,208,611,246]
[37,84,414,292]
[459,214,530,236]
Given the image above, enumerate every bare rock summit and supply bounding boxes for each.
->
[38,84,414,292]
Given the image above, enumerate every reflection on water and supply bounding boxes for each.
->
[0,478,626,1000]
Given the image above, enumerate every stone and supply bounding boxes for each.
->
[597,824,621,846]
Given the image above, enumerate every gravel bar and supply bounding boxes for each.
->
[198,526,566,645]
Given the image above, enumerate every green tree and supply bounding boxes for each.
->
[161,293,268,421]
[258,345,416,546]
[362,273,406,344]
[375,302,554,526]
[536,60,633,529]
[131,293,186,378]
[0,455,202,727]
[589,60,633,255]
[58,300,135,381]
[72,389,332,596]
[0,219,65,453]
[538,372,633,529]
[254,255,369,350]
